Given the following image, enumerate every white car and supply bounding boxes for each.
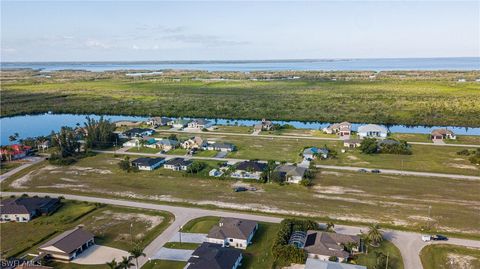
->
[422,235,432,242]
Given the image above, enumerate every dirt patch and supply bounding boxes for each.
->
[447,253,478,269]
[313,185,365,194]
[320,171,345,176]
[60,177,77,182]
[71,166,113,174]
[282,264,305,269]
[314,194,376,205]
[447,163,478,170]
[347,155,359,160]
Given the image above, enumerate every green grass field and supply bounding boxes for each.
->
[0,161,23,174]
[3,154,479,238]
[420,244,480,269]
[163,242,200,250]
[356,240,404,269]
[241,222,279,269]
[141,260,187,269]
[0,199,173,258]
[2,75,480,127]
[180,216,220,233]
[127,147,161,154]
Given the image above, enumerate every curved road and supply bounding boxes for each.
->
[3,191,479,269]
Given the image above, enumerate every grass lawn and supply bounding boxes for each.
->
[0,198,173,259]
[213,125,253,134]
[163,242,200,250]
[180,216,220,233]
[165,148,188,155]
[141,260,187,269]
[319,143,480,176]
[241,222,279,269]
[447,135,480,145]
[355,240,404,269]
[194,150,219,157]
[47,262,106,269]
[3,154,480,239]
[420,244,480,269]
[127,147,161,154]
[0,161,23,174]
[0,200,97,258]
[389,133,432,143]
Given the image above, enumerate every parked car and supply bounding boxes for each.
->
[371,169,381,173]
[358,169,368,173]
[432,234,448,241]
[234,187,248,192]
[421,235,432,242]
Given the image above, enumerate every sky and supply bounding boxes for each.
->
[1,1,479,62]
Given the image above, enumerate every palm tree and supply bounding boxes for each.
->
[367,223,383,247]
[129,245,146,269]
[326,221,335,232]
[119,256,134,269]
[106,258,120,269]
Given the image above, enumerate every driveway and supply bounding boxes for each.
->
[72,245,129,265]
[169,232,207,243]
[152,248,194,261]
[0,157,44,183]
[214,151,228,158]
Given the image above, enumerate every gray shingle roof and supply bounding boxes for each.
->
[207,218,258,240]
[303,231,359,259]
[0,197,60,215]
[187,242,242,269]
[39,227,94,254]
[132,157,165,166]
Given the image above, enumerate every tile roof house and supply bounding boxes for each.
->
[0,144,32,160]
[147,117,172,127]
[303,231,360,262]
[38,227,95,261]
[164,158,193,171]
[254,119,274,131]
[323,122,352,136]
[181,136,205,150]
[305,258,366,269]
[150,139,179,151]
[303,147,329,159]
[274,165,307,184]
[131,157,165,171]
[121,128,155,138]
[186,242,243,269]
[231,161,267,180]
[431,128,456,140]
[203,142,236,152]
[207,218,258,249]
[172,119,191,129]
[188,119,214,129]
[1,197,61,222]
[357,124,388,139]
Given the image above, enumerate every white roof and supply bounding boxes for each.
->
[305,259,366,269]
[357,124,388,133]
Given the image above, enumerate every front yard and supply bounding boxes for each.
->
[420,244,480,269]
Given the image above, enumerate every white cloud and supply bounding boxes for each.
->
[84,39,111,49]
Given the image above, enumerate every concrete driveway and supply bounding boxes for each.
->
[153,248,193,261]
[169,232,207,243]
[72,245,129,265]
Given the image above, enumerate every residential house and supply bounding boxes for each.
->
[254,119,274,131]
[303,231,360,262]
[181,136,205,150]
[164,158,193,171]
[343,139,362,148]
[147,117,172,127]
[172,119,191,129]
[188,119,214,129]
[206,218,258,249]
[0,144,32,160]
[303,147,328,160]
[38,227,95,261]
[122,128,155,138]
[274,165,307,184]
[209,169,224,177]
[131,157,165,171]
[231,161,267,180]
[431,129,456,140]
[122,139,139,147]
[323,122,351,136]
[305,259,366,269]
[357,124,388,139]
[152,139,179,151]
[203,142,236,152]
[141,137,158,148]
[37,140,51,151]
[1,197,61,222]
[186,242,243,269]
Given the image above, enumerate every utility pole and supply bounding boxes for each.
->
[179,225,183,244]
[130,223,134,246]
[385,252,389,269]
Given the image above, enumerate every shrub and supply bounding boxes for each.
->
[359,138,378,154]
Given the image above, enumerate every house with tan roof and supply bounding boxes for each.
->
[431,128,456,140]
[323,122,352,137]
[181,136,205,150]
[38,227,95,261]
[206,218,258,249]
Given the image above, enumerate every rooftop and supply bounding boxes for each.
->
[39,227,94,254]
[187,242,242,269]
[207,217,258,240]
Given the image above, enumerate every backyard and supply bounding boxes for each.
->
[2,153,479,239]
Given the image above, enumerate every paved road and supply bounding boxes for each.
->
[156,128,480,148]
[3,191,479,269]
[316,165,480,180]
[0,157,45,183]
[94,149,480,180]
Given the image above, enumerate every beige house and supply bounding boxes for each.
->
[181,136,204,150]
[343,139,362,148]
[303,231,360,262]
[38,227,95,261]
[274,165,307,184]
[431,129,456,140]
[206,218,258,249]
[323,122,351,136]
[254,119,274,131]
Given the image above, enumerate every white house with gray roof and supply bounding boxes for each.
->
[357,124,388,139]
[274,165,307,184]
[206,218,258,249]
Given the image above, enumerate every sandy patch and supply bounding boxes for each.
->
[320,171,345,176]
[447,253,478,269]
[313,185,365,194]
[10,171,34,189]
[347,155,359,160]
[282,264,305,269]
[447,163,478,170]
[37,184,86,188]
[314,194,376,205]
[71,166,113,174]
[60,177,77,182]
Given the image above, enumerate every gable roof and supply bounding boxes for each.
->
[235,161,267,172]
[188,242,242,269]
[207,217,258,240]
[274,165,307,177]
[431,128,454,136]
[39,227,94,254]
[132,157,165,167]
[157,139,179,146]
[305,259,367,269]
[303,231,359,259]
[191,119,212,125]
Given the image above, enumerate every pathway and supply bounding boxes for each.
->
[0,157,44,183]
